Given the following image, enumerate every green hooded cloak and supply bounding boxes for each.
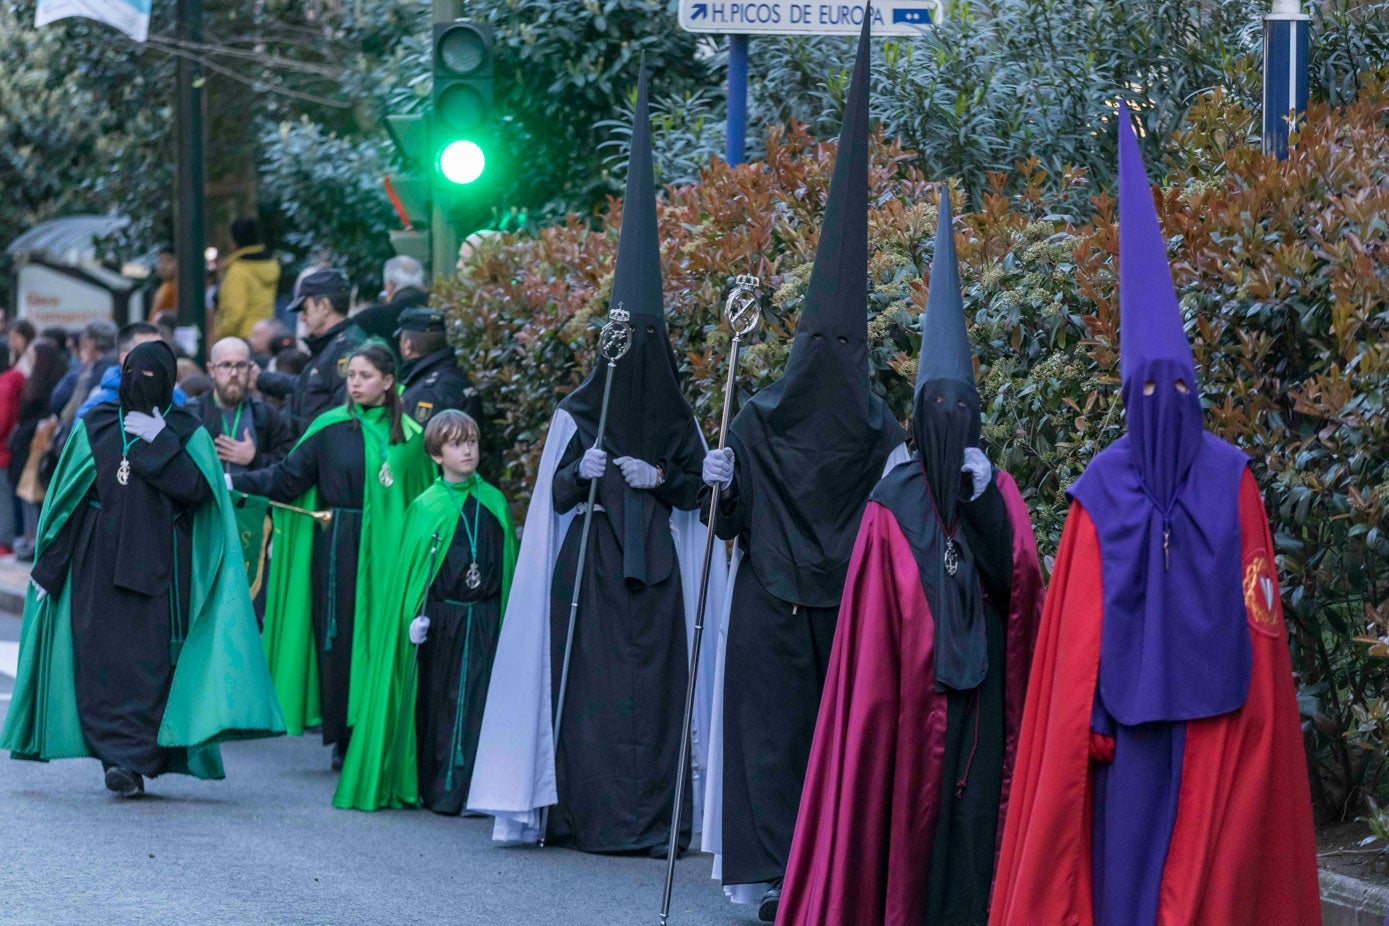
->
[0,421,285,776]
[258,404,435,736]
[333,475,517,810]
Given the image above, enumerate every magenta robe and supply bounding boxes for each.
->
[776,470,1044,925]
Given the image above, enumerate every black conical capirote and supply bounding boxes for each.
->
[610,61,663,320]
[559,60,694,466]
[723,7,905,609]
[916,193,974,392]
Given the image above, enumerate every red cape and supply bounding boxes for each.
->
[989,470,1321,926]
[777,471,1045,926]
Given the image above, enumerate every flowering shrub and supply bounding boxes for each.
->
[439,72,1389,821]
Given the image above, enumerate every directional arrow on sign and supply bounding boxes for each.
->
[691,3,707,19]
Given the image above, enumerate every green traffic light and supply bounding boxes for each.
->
[439,140,486,185]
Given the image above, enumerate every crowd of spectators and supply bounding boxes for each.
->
[0,238,481,563]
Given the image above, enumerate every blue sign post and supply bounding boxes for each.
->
[1262,0,1310,160]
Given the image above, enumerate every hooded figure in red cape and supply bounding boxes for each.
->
[776,190,1045,926]
[988,104,1321,926]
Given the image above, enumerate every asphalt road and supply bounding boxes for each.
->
[0,611,758,926]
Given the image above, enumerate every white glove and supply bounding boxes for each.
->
[614,456,661,490]
[578,448,607,480]
[962,447,992,501]
[702,448,734,489]
[408,615,430,645]
[31,579,47,602]
[123,408,166,443]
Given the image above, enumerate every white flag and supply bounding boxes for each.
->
[35,0,151,43]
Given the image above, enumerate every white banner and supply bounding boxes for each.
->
[35,0,151,43]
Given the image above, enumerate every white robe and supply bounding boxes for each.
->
[467,408,729,843]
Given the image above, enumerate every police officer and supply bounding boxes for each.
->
[396,307,483,428]
[255,269,365,437]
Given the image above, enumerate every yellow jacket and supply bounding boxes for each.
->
[216,246,281,340]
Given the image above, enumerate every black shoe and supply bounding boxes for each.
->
[331,741,346,772]
[757,887,781,923]
[104,767,144,798]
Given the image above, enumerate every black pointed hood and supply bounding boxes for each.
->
[889,190,990,692]
[559,61,694,463]
[724,8,905,608]
[913,192,981,527]
[915,194,974,393]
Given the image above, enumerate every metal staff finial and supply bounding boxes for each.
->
[658,274,762,925]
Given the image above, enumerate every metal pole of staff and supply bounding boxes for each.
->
[658,275,762,925]
[540,305,634,846]
[390,532,443,794]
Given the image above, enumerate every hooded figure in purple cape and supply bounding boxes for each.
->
[989,103,1320,926]
[776,190,1045,926]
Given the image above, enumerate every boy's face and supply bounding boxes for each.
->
[432,434,479,479]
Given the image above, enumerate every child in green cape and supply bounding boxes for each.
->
[334,410,517,812]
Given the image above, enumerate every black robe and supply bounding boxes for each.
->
[31,406,209,776]
[232,421,365,746]
[703,451,841,887]
[415,495,506,814]
[544,429,700,853]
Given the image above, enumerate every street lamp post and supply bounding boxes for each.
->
[1262,0,1310,160]
[175,0,207,360]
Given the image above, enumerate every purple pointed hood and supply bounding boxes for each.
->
[1068,103,1251,726]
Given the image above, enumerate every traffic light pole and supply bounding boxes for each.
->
[175,0,207,361]
[432,0,462,280]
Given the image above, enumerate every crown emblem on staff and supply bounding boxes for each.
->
[608,302,631,323]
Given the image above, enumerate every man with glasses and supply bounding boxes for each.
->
[188,337,292,474]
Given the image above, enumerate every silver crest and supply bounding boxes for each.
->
[117,457,131,486]
[944,538,960,576]
[599,301,634,362]
[724,274,762,337]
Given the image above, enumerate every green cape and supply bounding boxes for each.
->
[333,475,517,810]
[0,420,285,777]
[258,404,435,735]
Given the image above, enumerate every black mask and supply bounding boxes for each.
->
[119,341,177,414]
[912,377,981,530]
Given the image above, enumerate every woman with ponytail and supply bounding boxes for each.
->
[233,340,435,771]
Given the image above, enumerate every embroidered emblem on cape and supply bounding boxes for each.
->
[1243,553,1279,632]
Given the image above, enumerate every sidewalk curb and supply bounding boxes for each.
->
[1322,867,1389,925]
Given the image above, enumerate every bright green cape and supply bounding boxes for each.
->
[0,420,286,776]
[333,475,517,811]
[258,404,435,735]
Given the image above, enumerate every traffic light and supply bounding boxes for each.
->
[432,20,494,189]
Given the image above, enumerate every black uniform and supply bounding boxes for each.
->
[256,317,364,437]
[186,393,294,474]
[232,421,366,746]
[402,349,482,427]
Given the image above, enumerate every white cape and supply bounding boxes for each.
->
[468,408,728,843]
[701,442,910,902]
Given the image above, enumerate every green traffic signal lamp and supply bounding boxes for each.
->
[438,139,486,185]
